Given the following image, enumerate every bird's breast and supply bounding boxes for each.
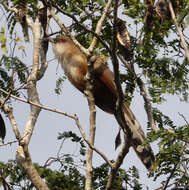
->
[60,57,87,91]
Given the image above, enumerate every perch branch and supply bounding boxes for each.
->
[84,56,97,190]
[105,2,132,189]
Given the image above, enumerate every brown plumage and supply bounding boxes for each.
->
[51,36,155,171]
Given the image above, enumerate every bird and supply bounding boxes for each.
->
[49,36,155,171]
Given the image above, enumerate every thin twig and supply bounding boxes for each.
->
[49,2,112,56]
[88,0,113,52]
[74,115,113,167]
[163,164,177,190]
[0,88,112,167]
[106,134,130,190]
[167,0,189,62]
[178,112,189,125]
[0,139,18,146]
[0,88,76,119]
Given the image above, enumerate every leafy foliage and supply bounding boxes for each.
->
[0,130,147,190]
[0,159,148,190]
[145,108,189,188]
[0,55,28,98]
[55,75,66,95]
[58,131,87,156]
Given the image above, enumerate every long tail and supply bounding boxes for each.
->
[115,103,155,171]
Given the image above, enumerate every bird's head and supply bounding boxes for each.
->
[46,36,72,59]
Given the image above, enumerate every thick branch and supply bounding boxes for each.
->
[84,56,97,190]
[23,17,42,146]
[21,151,50,190]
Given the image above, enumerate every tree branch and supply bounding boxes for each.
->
[118,45,158,132]
[0,97,22,141]
[106,134,130,190]
[0,1,18,13]
[49,7,91,56]
[49,3,112,56]
[0,88,76,119]
[84,56,97,190]
[163,164,177,190]
[21,150,50,190]
[105,2,132,189]
[74,115,113,167]
[167,0,189,62]
[0,88,113,167]
[22,17,42,147]
[88,0,113,52]
[111,2,132,138]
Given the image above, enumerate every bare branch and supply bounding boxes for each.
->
[112,2,132,138]
[23,17,42,146]
[0,139,18,147]
[178,112,189,126]
[74,115,112,167]
[88,0,113,52]
[105,3,132,189]
[50,2,112,56]
[106,134,130,190]
[118,46,158,132]
[49,7,91,57]
[0,88,76,119]
[49,8,68,34]
[0,88,111,167]
[136,77,158,132]
[0,97,22,141]
[0,2,18,13]
[167,0,189,62]
[84,56,97,190]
